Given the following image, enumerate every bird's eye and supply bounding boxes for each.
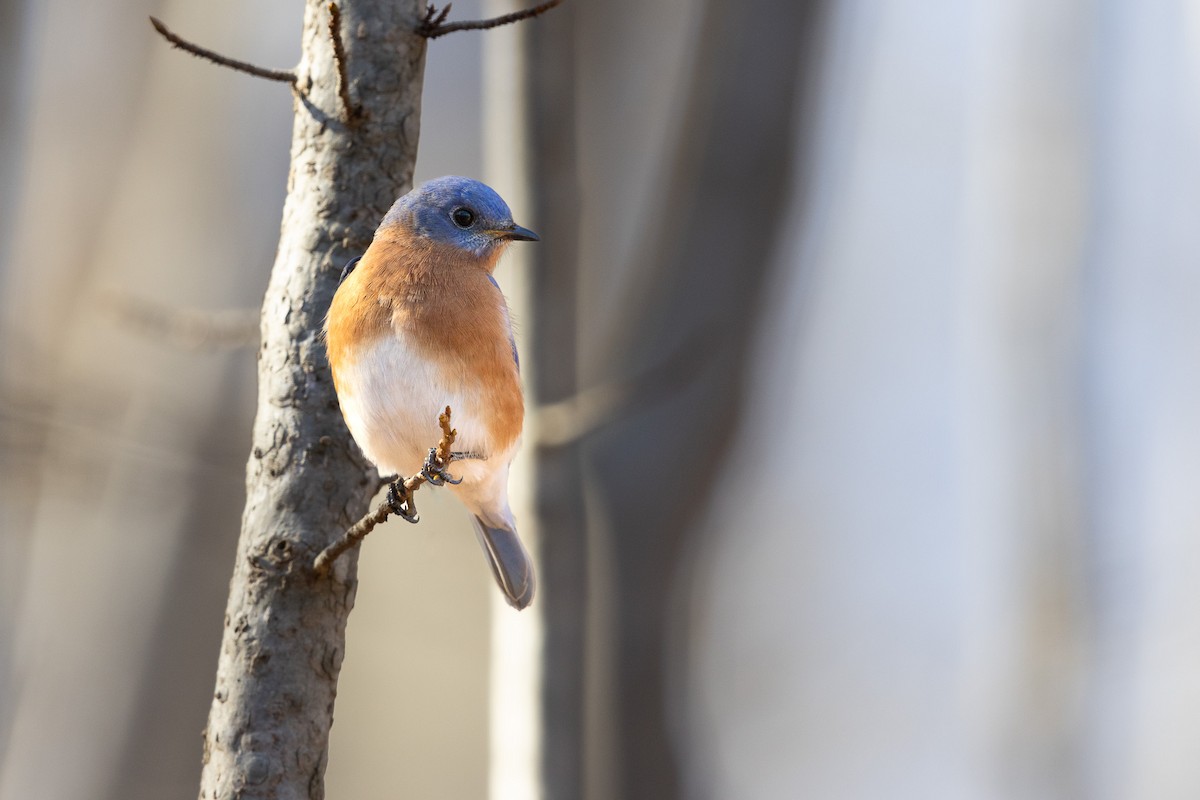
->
[451,207,476,228]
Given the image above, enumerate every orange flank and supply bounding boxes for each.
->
[325,224,523,456]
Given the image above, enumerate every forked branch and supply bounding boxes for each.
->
[416,0,565,38]
[149,16,298,84]
[313,406,460,575]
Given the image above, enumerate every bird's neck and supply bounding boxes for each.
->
[355,231,507,337]
[374,227,504,278]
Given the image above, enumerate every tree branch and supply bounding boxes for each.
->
[149,16,297,84]
[195,1,427,795]
[533,324,717,446]
[313,406,459,575]
[417,0,565,39]
[103,292,260,350]
[327,3,361,122]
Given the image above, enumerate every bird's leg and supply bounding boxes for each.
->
[421,447,463,486]
[387,480,420,523]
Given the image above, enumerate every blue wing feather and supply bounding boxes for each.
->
[338,256,362,285]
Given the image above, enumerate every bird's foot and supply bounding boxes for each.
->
[387,480,420,523]
[450,451,486,462]
[421,447,462,486]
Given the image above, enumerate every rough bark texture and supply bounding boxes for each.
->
[198,2,425,798]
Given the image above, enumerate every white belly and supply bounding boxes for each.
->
[334,335,511,489]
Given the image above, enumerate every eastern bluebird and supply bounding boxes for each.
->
[325,176,539,609]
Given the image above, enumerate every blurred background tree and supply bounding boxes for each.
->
[3,0,1200,798]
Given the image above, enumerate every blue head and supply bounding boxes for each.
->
[382,176,539,256]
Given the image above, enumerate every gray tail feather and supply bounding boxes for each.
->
[471,517,536,610]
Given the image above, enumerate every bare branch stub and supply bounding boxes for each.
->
[327,3,362,122]
[149,16,298,84]
[417,0,564,39]
[313,406,459,575]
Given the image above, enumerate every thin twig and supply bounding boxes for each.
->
[417,0,564,38]
[417,3,452,34]
[327,3,361,122]
[150,17,297,84]
[313,407,459,576]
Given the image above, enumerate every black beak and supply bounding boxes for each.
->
[503,224,540,242]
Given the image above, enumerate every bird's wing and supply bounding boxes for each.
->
[338,256,362,285]
[486,273,519,371]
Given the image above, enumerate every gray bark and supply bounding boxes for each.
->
[197,2,425,798]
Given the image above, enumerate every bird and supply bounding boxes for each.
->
[324,176,539,609]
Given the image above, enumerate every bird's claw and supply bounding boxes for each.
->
[387,481,419,523]
[421,447,462,486]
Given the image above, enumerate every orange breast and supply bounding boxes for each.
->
[326,228,524,456]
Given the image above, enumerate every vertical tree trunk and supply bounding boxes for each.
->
[524,6,587,799]
[198,1,425,797]
[580,0,827,796]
